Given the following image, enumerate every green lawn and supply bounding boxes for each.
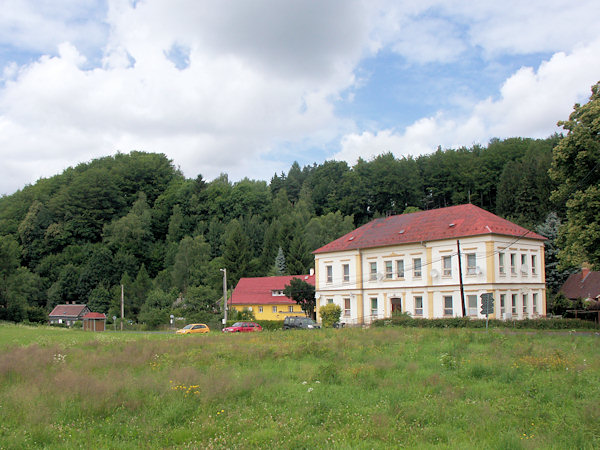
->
[0,323,599,448]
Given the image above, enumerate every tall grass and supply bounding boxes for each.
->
[0,323,599,448]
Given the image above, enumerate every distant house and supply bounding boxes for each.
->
[49,304,90,326]
[560,268,600,302]
[230,274,315,320]
[82,312,107,331]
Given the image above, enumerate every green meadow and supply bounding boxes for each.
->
[1,323,599,449]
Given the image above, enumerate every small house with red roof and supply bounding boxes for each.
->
[313,204,546,324]
[230,274,315,320]
[48,303,90,326]
[560,267,600,303]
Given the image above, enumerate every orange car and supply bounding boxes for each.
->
[176,323,210,334]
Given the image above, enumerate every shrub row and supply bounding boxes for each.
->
[371,315,599,330]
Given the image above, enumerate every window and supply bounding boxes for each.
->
[533,293,538,314]
[466,253,476,275]
[327,298,333,304]
[343,264,350,282]
[370,262,377,280]
[510,254,517,275]
[288,306,294,312]
[247,307,253,312]
[272,290,284,296]
[385,261,393,279]
[444,296,453,316]
[414,296,423,316]
[344,298,351,317]
[397,260,404,278]
[259,306,263,313]
[511,294,517,315]
[522,294,528,317]
[326,265,333,283]
[443,256,452,277]
[521,254,528,276]
[413,258,422,278]
[272,306,277,313]
[531,255,537,275]
[467,295,478,317]
[370,298,378,317]
[499,253,505,275]
[500,294,506,316]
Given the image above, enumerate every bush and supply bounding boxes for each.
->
[371,316,599,330]
[319,303,342,328]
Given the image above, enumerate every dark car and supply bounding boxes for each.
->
[222,322,263,333]
[283,316,321,330]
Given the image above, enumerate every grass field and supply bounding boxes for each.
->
[1,323,599,449]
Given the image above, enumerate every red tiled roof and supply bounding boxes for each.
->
[560,271,600,300]
[49,304,89,317]
[231,274,315,305]
[314,204,545,254]
[83,312,106,319]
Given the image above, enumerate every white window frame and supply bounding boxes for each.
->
[510,254,517,275]
[370,297,378,317]
[259,306,263,313]
[522,294,528,317]
[466,253,476,275]
[385,260,393,279]
[533,293,538,314]
[511,294,517,315]
[414,296,423,317]
[343,264,350,282]
[499,253,505,275]
[288,305,294,313]
[531,255,537,276]
[467,295,478,317]
[272,306,277,313]
[326,265,333,284]
[442,255,452,277]
[397,260,404,278]
[370,262,377,281]
[344,298,351,317]
[500,294,506,316]
[443,296,453,316]
[413,258,422,278]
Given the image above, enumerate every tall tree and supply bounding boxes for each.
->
[550,81,600,268]
[222,219,251,286]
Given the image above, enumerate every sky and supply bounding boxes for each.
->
[1,0,599,196]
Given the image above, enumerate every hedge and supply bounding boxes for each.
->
[371,316,600,330]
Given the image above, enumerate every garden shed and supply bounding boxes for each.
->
[82,312,106,331]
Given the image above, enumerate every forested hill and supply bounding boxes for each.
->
[0,137,563,324]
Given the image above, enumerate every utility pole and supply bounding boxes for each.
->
[120,284,124,331]
[456,240,466,317]
[220,268,227,326]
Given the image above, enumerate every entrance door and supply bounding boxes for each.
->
[391,297,402,314]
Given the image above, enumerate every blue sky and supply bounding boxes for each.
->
[1,0,599,195]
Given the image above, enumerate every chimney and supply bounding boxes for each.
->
[582,263,591,279]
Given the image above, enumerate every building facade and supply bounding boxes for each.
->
[230,274,315,320]
[313,205,546,325]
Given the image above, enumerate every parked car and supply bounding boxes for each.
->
[283,316,321,330]
[176,323,210,334]
[222,322,263,333]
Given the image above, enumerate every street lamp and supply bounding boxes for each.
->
[220,268,228,326]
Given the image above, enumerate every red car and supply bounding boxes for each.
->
[222,322,262,333]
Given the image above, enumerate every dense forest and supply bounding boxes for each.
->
[1,81,598,326]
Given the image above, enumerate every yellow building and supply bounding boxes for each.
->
[313,204,547,325]
[230,274,315,320]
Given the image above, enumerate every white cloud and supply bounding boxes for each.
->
[335,39,600,163]
[1,0,600,195]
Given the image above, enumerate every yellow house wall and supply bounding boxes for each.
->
[231,304,305,320]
